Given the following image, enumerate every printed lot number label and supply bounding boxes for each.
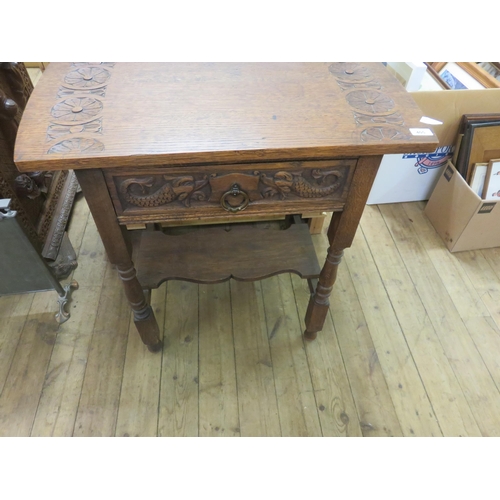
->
[409,128,434,136]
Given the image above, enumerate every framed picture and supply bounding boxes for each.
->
[467,125,500,181]
[459,113,500,134]
[469,163,488,196]
[423,63,451,89]
[460,62,500,88]
[455,122,500,181]
[477,62,500,82]
[483,159,500,200]
[438,63,485,90]
[428,62,500,89]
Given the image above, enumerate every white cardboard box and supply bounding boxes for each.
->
[367,88,500,205]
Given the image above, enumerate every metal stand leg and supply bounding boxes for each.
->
[55,280,79,324]
[1,198,80,326]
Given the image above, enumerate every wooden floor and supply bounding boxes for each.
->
[2,193,500,437]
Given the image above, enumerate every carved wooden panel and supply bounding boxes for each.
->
[0,62,78,278]
[105,159,357,224]
[0,62,33,112]
[46,62,114,154]
[0,63,44,234]
[328,62,412,142]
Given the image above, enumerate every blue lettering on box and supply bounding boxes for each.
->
[402,146,453,174]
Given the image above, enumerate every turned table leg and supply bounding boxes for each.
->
[304,155,382,340]
[75,169,162,352]
[304,248,343,340]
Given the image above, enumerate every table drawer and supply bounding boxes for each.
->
[104,159,357,224]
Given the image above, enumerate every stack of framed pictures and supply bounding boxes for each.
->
[454,114,500,199]
[481,160,500,200]
[424,100,500,253]
[426,62,500,90]
[386,62,500,92]
[469,160,500,199]
[477,62,500,82]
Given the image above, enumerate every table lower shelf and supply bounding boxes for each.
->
[133,218,321,288]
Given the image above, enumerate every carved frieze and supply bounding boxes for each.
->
[353,111,405,127]
[0,62,33,109]
[37,170,69,241]
[57,87,107,99]
[328,62,412,142]
[360,127,412,142]
[329,63,373,84]
[336,80,382,91]
[47,138,105,154]
[346,90,395,115]
[114,165,349,211]
[42,172,80,260]
[14,174,41,199]
[120,175,210,208]
[64,67,110,89]
[47,118,103,141]
[259,169,343,199]
[50,97,103,124]
[47,63,114,154]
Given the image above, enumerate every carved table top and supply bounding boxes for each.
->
[14,62,438,172]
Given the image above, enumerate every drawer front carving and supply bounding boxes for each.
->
[105,159,357,223]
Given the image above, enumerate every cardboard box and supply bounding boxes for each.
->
[424,161,500,252]
[367,88,500,205]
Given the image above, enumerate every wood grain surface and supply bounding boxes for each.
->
[14,62,437,172]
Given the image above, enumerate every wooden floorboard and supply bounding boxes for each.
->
[379,203,500,437]
[30,195,104,437]
[30,285,102,437]
[158,281,200,437]
[308,229,402,437]
[72,262,130,437]
[0,293,34,395]
[2,195,500,436]
[344,221,442,437]
[291,273,362,437]
[0,291,58,436]
[261,274,322,437]
[361,205,480,436]
[114,284,165,437]
[198,282,240,437]
[230,280,281,437]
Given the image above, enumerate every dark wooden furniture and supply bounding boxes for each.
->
[0,198,78,322]
[0,62,78,279]
[14,62,438,352]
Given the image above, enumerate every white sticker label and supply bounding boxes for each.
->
[410,128,434,136]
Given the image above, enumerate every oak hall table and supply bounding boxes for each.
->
[14,63,438,352]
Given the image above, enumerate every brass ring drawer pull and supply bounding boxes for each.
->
[220,183,250,213]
